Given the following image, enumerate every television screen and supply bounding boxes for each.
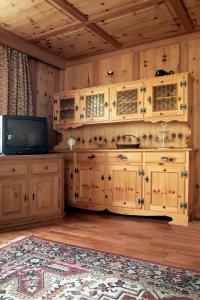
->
[6,119,45,147]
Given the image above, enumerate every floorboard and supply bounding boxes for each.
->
[0,209,200,272]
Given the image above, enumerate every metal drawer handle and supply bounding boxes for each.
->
[160,156,173,162]
[119,154,128,161]
[87,154,95,159]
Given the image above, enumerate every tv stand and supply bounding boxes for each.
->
[0,153,64,231]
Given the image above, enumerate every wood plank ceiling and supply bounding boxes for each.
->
[0,0,199,60]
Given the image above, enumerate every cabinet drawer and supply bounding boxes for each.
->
[76,152,106,164]
[31,161,59,174]
[0,163,28,176]
[107,152,142,163]
[145,152,186,163]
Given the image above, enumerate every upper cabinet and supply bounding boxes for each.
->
[53,73,192,129]
[53,91,79,128]
[110,82,145,121]
[145,74,190,122]
[78,87,109,123]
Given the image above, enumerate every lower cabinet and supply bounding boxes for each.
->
[0,178,28,221]
[107,165,142,209]
[144,165,186,214]
[30,176,60,217]
[76,164,105,205]
[65,150,192,226]
[0,155,64,230]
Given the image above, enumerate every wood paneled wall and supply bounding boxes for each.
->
[29,58,64,149]
[62,33,200,219]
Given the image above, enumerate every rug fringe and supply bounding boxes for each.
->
[0,234,33,249]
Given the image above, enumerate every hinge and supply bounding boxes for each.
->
[53,116,57,122]
[138,170,145,176]
[74,192,79,198]
[80,96,84,101]
[74,168,79,174]
[180,202,187,209]
[180,104,187,111]
[140,107,146,114]
[138,198,144,205]
[180,80,187,88]
[54,99,57,104]
[80,114,84,119]
[140,86,146,93]
[181,171,188,178]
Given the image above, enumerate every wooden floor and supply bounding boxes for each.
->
[0,209,200,272]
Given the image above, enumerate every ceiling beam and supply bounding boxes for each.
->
[0,29,67,69]
[167,0,194,32]
[44,0,121,48]
[31,0,159,42]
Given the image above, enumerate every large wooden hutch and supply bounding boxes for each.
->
[53,72,195,226]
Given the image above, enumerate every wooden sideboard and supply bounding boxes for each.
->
[0,154,64,231]
[64,149,194,226]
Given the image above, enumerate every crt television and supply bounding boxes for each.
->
[0,115,48,154]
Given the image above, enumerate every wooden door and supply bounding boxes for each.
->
[145,75,187,119]
[65,164,76,204]
[78,87,109,123]
[107,165,142,209]
[110,82,145,121]
[144,165,186,214]
[53,91,79,126]
[30,175,59,217]
[0,178,28,221]
[76,164,105,205]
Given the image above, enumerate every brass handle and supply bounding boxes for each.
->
[119,154,128,161]
[160,156,173,162]
[104,102,108,108]
[87,154,95,159]
[145,176,149,182]
[75,105,78,111]
[107,175,112,181]
[112,101,116,107]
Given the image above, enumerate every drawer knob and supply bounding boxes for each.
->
[44,166,49,170]
[87,154,95,159]
[12,168,16,172]
[119,154,128,161]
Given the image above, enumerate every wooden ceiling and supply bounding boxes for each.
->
[0,0,199,61]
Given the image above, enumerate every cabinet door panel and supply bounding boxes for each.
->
[144,165,186,214]
[110,83,144,121]
[76,164,105,205]
[30,176,59,217]
[53,91,79,126]
[107,165,142,209]
[79,88,109,123]
[65,164,75,204]
[145,75,187,119]
[0,179,28,221]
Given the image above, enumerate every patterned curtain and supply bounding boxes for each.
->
[0,45,33,116]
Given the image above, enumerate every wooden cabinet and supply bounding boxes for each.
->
[79,87,109,123]
[0,155,64,230]
[145,74,190,121]
[76,164,105,205]
[30,175,60,217]
[110,82,145,121]
[107,165,142,209]
[0,178,28,221]
[144,165,186,214]
[65,150,192,225]
[53,91,79,128]
[54,73,193,128]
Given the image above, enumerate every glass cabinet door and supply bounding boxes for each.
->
[145,75,187,120]
[53,92,79,126]
[79,87,109,123]
[110,83,145,121]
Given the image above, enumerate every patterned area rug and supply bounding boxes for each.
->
[0,236,199,300]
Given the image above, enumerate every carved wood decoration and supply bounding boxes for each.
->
[0,0,200,61]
